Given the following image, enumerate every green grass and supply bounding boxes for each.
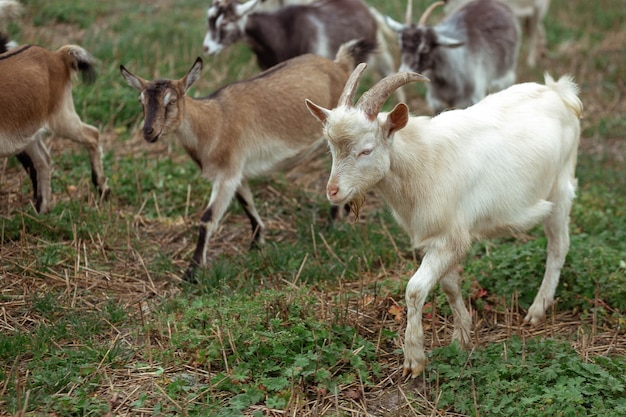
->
[0,0,625,415]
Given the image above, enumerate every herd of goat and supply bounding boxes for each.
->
[1,0,584,378]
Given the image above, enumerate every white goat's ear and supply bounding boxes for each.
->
[183,57,203,92]
[385,103,410,138]
[120,65,146,91]
[236,0,259,16]
[385,15,407,32]
[305,99,331,124]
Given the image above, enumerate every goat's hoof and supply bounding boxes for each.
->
[524,303,548,325]
[182,265,199,283]
[99,186,111,201]
[402,358,426,379]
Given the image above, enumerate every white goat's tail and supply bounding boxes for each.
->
[0,0,22,26]
[545,72,583,118]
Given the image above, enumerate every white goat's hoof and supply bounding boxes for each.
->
[402,354,426,379]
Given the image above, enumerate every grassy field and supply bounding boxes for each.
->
[0,0,625,415]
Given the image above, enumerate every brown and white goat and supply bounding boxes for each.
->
[202,0,403,100]
[444,0,550,67]
[121,39,374,281]
[306,63,582,377]
[0,39,109,213]
[386,0,520,114]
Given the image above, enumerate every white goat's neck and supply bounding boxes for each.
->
[373,117,452,246]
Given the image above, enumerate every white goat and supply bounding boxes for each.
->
[444,0,550,67]
[0,39,109,213]
[120,39,374,281]
[306,63,582,377]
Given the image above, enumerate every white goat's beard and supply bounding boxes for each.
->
[349,193,366,222]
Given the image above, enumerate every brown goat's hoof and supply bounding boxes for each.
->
[182,264,199,283]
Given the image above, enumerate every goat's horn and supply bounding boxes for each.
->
[417,1,444,26]
[337,62,368,108]
[405,0,413,25]
[356,72,430,118]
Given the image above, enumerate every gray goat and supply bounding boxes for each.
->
[387,0,520,114]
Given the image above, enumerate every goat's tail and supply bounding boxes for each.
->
[57,45,97,85]
[0,31,12,53]
[0,0,22,26]
[544,72,583,119]
[334,38,377,72]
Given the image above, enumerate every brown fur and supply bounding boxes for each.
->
[121,39,374,280]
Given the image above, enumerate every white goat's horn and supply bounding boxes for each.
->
[356,72,430,118]
[337,62,368,108]
[418,1,444,26]
[405,0,413,25]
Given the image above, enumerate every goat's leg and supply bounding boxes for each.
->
[16,134,52,214]
[525,190,573,324]
[404,245,464,378]
[50,109,109,200]
[526,5,547,68]
[184,176,240,281]
[439,268,472,346]
[235,179,266,248]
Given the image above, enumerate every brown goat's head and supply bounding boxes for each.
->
[120,58,203,143]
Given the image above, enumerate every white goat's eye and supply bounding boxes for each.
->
[359,149,372,157]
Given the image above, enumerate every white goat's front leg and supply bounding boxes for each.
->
[404,246,462,377]
[525,192,573,324]
[440,269,472,345]
[235,179,266,248]
[184,176,241,281]
[16,133,52,213]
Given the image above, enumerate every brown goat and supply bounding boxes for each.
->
[121,39,374,281]
[0,40,109,213]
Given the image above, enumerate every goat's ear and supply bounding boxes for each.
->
[305,99,331,124]
[385,15,407,32]
[385,103,409,138]
[435,32,465,48]
[120,65,146,91]
[236,0,258,16]
[182,58,203,92]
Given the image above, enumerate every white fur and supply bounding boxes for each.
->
[307,72,582,377]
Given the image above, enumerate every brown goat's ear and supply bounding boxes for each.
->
[386,103,409,138]
[182,58,203,92]
[305,99,331,124]
[120,65,146,91]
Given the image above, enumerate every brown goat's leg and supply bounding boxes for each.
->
[17,135,52,213]
[235,179,265,249]
[184,177,240,282]
[50,107,109,200]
